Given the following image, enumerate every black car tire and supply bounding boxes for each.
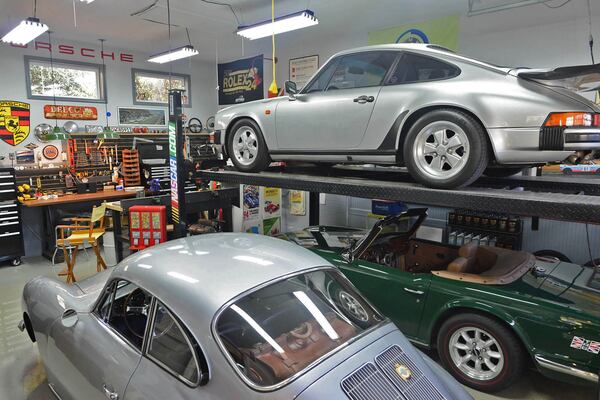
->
[483,167,523,178]
[403,109,489,189]
[227,119,271,172]
[437,313,524,392]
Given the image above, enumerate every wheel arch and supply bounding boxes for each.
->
[396,105,495,165]
[427,302,533,365]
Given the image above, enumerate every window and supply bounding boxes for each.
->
[97,280,152,350]
[325,52,396,91]
[215,269,384,388]
[26,56,105,102]
[387,53,460,85]
[302,58,340,93]
[147,301,205,386]
[132,69,191,107]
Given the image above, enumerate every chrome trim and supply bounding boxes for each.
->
[563,127,600,135]
[564,142,600,150]
[535,355,599,383]
[210,265,390,392]
[48,383,63,400]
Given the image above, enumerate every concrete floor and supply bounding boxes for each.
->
[0,255,595,400]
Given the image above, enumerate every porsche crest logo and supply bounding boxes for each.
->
[0,101,31,146]
[394,363,412,381]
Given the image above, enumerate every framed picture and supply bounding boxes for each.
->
[117,107,167,127]
[289,55,319,90]
[16,150,35,164]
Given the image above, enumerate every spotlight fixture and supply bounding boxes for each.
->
[1,17,48,45]
[147,45,199,64]
[237,10,318,40]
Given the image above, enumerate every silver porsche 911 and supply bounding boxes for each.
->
[19,234,471,400]
[215,43,600,188]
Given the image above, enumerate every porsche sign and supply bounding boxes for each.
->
[0,101,30,146]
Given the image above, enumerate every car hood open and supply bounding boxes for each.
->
[512,63,600,92]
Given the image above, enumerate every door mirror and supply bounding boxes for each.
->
[61,309,78,328]
[285,80,298,96]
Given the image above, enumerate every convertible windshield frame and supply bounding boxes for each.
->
[211,266,388,392]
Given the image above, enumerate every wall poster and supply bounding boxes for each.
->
[368,15,460,51]
[289,55,319,90]
[218,55,264,105]
[290,190,306,216]
[118,107,167,127]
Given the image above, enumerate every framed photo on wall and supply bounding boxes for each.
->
[289,55,319,90]
[117,107,167,127]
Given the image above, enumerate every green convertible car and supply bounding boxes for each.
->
[279,208,600,393]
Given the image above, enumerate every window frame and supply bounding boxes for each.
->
[300,56,341,94]
[131,68,192,108]
[144,300,205,387]
[324,51,399,92]
[24,55,107,103]
[384,51,461,86]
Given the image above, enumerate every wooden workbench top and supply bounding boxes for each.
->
[21,190,137,207]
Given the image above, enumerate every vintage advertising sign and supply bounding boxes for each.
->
[44,105,98,120]
[168,121,179,224]
[289,55,319,90]
[42,144,59,160]
[368,15,460,51]
[218,55,264,105]
[0,101,30,146]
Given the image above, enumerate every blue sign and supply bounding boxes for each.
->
[396,29,429,44]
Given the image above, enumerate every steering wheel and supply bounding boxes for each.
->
[123,288,152,339]
[188,118,203,133]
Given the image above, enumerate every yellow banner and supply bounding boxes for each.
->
[368,15,460,51]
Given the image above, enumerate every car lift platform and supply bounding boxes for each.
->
[197,165,600,224]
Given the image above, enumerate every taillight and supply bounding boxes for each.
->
[544,112,600,127]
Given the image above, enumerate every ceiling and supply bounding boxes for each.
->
[0,0,596,62]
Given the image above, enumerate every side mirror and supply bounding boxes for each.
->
[285,80,298,96]
[61,309,78,328]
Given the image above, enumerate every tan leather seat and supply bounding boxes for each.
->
[447,242,479,273]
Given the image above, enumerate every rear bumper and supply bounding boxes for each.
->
[488,127,573,164]
[535,354,598,384]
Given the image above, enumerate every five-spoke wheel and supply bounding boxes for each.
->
[227,119,271,172]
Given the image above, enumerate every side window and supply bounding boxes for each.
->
[387,53,460,85]
[100,280,153,350]
[147,301,206,386]
[326,52,396,90]
[302,58,340,94]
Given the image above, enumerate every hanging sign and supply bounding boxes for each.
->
[0,101,30,146]
[44,105,98,120]
[368,15,460,51]
[42,145,59,160]
[218,55,264,105]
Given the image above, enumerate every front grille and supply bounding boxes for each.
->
[539,126,565,150]
[341,363,404,400]
[375,345,445,400]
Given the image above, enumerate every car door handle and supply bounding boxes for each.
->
[103,384,119,400]
[404,288,424,295]
[353,95,375,103]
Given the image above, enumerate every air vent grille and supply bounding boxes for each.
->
[341,362,404,400]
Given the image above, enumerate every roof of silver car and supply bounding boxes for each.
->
[331,43,509,74]
[112,233,333,321]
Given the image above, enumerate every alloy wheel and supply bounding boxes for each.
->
[413,121,470,180]
[338,290,369,322]
[232,126,259,166]
[448,326,504,381]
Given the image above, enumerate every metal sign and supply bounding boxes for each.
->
[44,105,98,120]
[0,101,30,146]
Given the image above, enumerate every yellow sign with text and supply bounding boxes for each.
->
[368,15,460,51]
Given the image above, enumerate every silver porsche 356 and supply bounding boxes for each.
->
[20,233,471,399]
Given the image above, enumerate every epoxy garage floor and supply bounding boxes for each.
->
[0,256,595,400]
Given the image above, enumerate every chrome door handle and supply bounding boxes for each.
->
[103,384,119,400]
[353,95,375,103]
[404,288,424,295]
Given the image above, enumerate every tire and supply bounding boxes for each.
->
[533,250,571,263]
[437,313,524,392]
[562,168,573,174]
[484,167,523,178]
[403,109,489,189]
[226,119,271,172]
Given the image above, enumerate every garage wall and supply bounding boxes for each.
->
[0,38,218,163]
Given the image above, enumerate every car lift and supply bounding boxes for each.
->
[197,165,600,225]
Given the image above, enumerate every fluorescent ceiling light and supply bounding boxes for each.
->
[148,45,199,64]
[1,17,48,46]
[80,0,95,3]
[237,10,318,40]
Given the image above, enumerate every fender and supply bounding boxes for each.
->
[424,297,534,355]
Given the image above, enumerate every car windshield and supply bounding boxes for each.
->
[215,268,384,388]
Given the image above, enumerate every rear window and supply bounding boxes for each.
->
[215,269,384,388]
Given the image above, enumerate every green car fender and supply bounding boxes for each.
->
[422,297,535,356]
